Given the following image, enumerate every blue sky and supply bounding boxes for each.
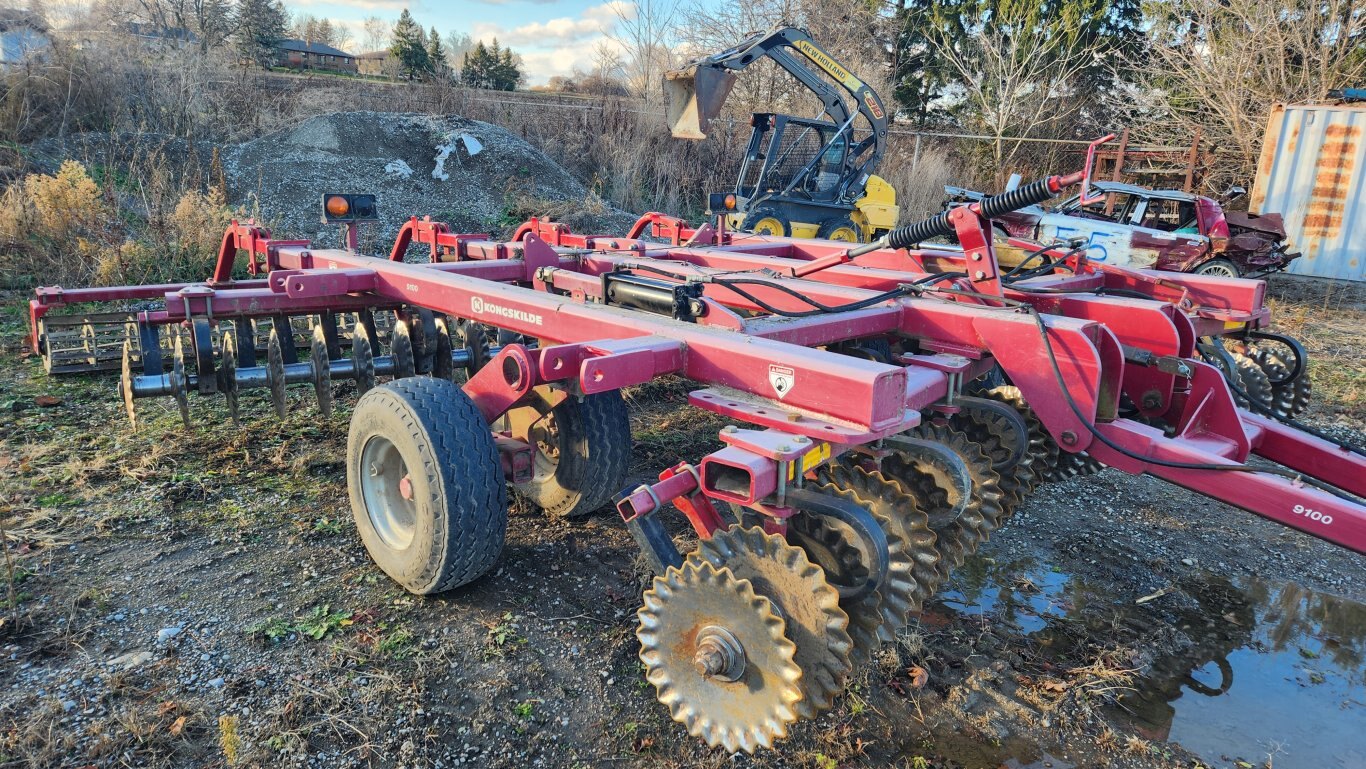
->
[285,0,644,84]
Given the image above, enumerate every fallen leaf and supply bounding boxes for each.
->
[169,716,186,736]
[1041,679,1069,693]
[34,395,62,407]
[906,665,929,690]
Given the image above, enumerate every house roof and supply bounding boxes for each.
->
[277,39,354,58]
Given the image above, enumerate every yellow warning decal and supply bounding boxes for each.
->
[793,40,863,91]
[788,442,832,480]
[1223,320,1246,331]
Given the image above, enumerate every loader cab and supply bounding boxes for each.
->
[736,113,851,205]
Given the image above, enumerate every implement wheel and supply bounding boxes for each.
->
[509,388,631,518]
[347,377,507,594]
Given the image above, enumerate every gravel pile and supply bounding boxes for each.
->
[223,112,636,245]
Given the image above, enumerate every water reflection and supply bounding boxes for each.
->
[1122,577,1366,769]
[919,558,1366,769]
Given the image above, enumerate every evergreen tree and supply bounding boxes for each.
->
[496,48,522,91]
[427,26,447,76]
[462,41,494,88]
[461,39,523,90]
[891,0,1143,125]
[235,0,288,68]
[390,9,431,79]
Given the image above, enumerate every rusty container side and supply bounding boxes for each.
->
[1251,103,1366,282]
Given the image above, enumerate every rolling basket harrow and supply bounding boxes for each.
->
[27,164,1365,751]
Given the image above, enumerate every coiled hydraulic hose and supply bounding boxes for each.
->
[848,177,1066,257]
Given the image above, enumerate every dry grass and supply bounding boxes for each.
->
[0,157,236,288]
[1265,277,1366,420]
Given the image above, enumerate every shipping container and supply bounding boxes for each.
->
[1251,103,1366,281]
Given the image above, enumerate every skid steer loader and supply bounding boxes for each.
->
[665,26,898,243]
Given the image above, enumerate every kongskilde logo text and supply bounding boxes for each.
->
[470,296,543,326]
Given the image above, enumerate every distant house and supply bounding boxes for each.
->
[275,39,357,73]
[356,50,395,77]
[0,10,51,69]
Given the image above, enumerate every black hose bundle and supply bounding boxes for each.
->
[883,179,1056,250]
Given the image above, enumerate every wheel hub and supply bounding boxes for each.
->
[359,436,418,550]
[693,625,746,681]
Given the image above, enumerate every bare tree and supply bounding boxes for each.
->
[930,24,1099,184]
[360,15,390,52]
[444,30,473,68]
[674,0,890,119]
[591,39,623,79]
[189,0,232,52]
[1133,0,1366,187]
[611,0,680,102]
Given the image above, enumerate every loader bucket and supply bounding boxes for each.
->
[664,65,738,140]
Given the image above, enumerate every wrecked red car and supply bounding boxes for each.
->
[947,181,1299,277]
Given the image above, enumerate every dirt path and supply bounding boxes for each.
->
[0,279,1361,769]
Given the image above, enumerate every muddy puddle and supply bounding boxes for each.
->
[1120,577,1366,768]
[912,557,1366,769]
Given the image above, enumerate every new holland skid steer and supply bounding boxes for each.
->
[664,26,898,242]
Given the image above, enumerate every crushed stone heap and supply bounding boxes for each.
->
[224,111,635,248]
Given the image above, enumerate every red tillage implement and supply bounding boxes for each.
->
[27,177,1364,752]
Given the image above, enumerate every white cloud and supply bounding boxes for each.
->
[583,1,634,24]
[469,1,632,83]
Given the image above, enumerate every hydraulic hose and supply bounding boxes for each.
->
[848,178,1062,257]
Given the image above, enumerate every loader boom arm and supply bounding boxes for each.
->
[665,26,888,181]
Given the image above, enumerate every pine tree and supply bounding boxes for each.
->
[427,26,447,76]
[235,0,288,68]
[390,9,431,80]
[461,41,493,88]
[495,48,521,91]
[891,0,1143,124]
[460,39,523,90]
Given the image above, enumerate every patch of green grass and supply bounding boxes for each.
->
[4,591,33,608]
[513,699,538,719]
[34,492,74,507]
[312,517,343,535]
[249,617,291,643]
[377,626,415,658]
[250,605,354,643]
[484,612,526,658]
[294,605,353,640]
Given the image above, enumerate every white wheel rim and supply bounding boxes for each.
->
[1201,263,1236,277]
[360,435,417,549]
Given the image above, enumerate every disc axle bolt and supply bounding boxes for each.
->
[693,625,745,682]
